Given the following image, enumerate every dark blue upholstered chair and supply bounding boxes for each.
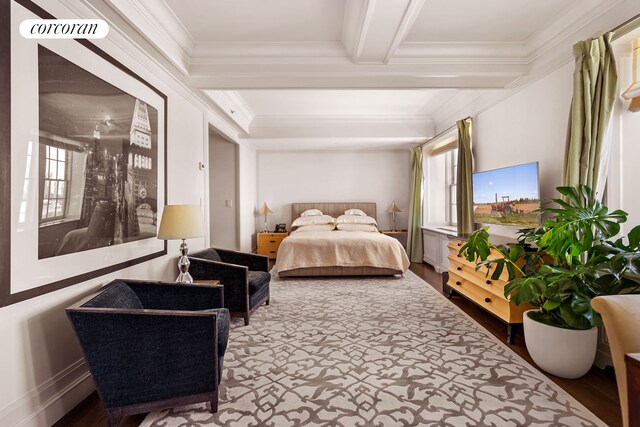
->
[189,248,270,325]
[66,279,229,427]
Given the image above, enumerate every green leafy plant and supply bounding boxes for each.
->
[460,185,640,330]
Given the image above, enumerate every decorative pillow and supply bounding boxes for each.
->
[336,214,377,225]
[337,223,378,232]
[344,208,367,216]
[291,214,335,227]
[294,224,336,233]
[300,209,323,217]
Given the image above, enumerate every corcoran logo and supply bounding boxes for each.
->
[19,19,109,39]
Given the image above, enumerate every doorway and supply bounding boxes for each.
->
[208,127,239,250]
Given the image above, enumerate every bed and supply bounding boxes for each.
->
[275,202,410,277]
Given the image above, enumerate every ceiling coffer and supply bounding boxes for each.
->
[622,38,640,112]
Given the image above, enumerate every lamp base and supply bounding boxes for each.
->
[176,240,193,283]
[176,269,194,283]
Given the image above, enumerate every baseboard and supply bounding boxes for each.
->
[0,359,94,427]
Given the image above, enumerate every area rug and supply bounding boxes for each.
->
[140,270,606,427]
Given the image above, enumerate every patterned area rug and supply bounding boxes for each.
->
[140,270,605,427]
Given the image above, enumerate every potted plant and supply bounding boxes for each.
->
[460,185,640,378]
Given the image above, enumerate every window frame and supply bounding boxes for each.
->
[41,144,70,223]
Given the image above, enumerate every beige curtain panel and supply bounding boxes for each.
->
[406,146,423,263]
[563,32,618,199]
[456,117,474,235]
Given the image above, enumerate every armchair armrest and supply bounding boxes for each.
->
[189,258,250,312]
[65,308,219,410]
[123,279,224,311]
[214,248,269,272]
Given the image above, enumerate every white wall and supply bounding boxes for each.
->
[473,62,574,237]
[238,143,257,252]
[0,2,228,426]
[256,150,411,230]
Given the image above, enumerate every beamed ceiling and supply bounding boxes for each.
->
[89,0,639,150]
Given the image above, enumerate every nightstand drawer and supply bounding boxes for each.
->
[257,232,288,259]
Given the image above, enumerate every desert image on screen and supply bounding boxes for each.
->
[472,162,541,227]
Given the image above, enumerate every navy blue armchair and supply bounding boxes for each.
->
[66,279,229,427]
[189,248,271,325]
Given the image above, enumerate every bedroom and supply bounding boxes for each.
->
[1,1,640,427]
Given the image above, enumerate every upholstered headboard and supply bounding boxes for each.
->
[291,202,376,222]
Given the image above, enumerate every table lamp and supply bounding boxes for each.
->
[157,204,205,283]
[386,201,402,231]
[258,202,273,232]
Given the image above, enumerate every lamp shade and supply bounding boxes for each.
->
[387,201,402,213]
[157,204,205,240]
[258,202,273,215]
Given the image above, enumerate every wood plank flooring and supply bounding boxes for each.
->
[54,262,621,427]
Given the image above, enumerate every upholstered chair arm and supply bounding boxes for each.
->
[123,280,224,310]
[214,248,269,272]
[189,258,250,312]
[65,309,219,411]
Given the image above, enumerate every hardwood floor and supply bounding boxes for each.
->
[55,262,621,427]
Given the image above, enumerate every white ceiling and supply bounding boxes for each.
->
[406,0,579,42]
[163,0,345,43]
[101,0,639,150]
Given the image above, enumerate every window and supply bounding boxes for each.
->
[41,145,69,221]
[423,137,459,227]
[445,148,459,226]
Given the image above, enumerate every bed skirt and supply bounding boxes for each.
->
[278,266,402,277]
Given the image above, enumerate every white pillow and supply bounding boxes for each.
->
[300,209,323,217]
[291,214,335,227]
[344,208,367,216]
[336,214,377,225]
[294,224,336,233]
[337,223,378,232]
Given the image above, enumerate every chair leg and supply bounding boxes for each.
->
[209,390,219,413]
[244,312,250,325]
[106,411,122,427]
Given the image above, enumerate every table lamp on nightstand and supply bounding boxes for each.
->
[258,202,273,232]
[157,204,205,283]
[386,201,402,231]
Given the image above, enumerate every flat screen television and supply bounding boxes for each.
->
[472,161,541,227]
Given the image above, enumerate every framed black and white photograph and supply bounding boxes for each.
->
[0,0,167,307]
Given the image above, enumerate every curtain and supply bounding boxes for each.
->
[562,32,618,199]
[406,147,423,263]
[456,117,474,235]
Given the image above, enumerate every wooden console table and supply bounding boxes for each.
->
[446,235,533,344]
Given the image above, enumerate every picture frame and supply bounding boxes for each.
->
[0,0,168,307]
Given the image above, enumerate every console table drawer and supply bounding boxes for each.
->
[448,271,511,322]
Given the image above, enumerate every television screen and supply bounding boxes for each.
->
[472,162,541,227]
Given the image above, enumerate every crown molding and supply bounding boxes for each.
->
[104,0,194,74]
[202,90,254,133]
[248,136,426,152]
[252,114,433,128]
[394,42,527,61]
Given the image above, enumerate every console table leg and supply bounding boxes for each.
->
[442,272,455,298]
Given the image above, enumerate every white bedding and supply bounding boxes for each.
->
[275,230,410,274]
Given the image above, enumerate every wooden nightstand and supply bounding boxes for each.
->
[381,230,407,248]
[257,232,288,259]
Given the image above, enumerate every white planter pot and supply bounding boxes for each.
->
[523,309,598,379]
